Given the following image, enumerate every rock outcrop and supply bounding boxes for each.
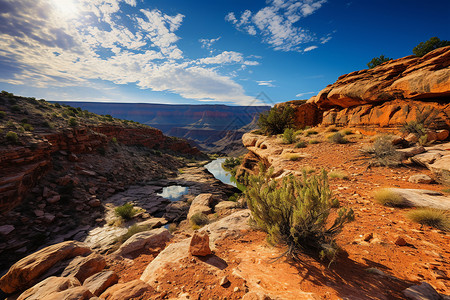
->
[278,46,450,133]
[0,241,91,294]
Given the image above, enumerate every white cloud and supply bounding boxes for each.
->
[257,80,275,87]
[295,91,315,98]
[199,37,221,54]
[226,0,328,52]
[303,45,318,52]
[0,0,261,105]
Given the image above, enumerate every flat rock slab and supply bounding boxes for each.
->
[17,276,81,300]
[83,270,119,296]
[403,282,443,300]
[388,188,450,210]
[112,228,172,258]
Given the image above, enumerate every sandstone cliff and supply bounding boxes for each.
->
[282,46,450,134]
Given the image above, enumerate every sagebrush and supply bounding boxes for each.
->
[245,165,354,263]
[258,106,294,135]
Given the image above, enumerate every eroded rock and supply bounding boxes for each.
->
[112,227,172,258]
[61,253,106,283]
[83,270,119,296]
[17,276,80,300]
[100,279,152,300]
[189,231,212,256]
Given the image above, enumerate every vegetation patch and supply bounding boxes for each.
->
[360,135,402,167]
[245,166,354,263]
[295,141,307,148]
[116,224,151,244]
[309,139,320,144]
[329,171,349,180]
[258,106,294,135]
[190,212,209,230]
[281,127,297,144]
[373,189,405,207]
[115,203,137,220]
[406,208,449,231]
[328,132,348,144]
[284,153,302,161]
[5,131,19,144]
[304,129,318,137]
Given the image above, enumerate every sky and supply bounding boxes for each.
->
[0,0,448,106]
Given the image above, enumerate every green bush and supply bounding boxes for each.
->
[329,171,349,180]
[5,131,19,143]
[309,139,320,144]
[360,135,402,167]
[282,128,297,144]
[295,141,307,148]
[367,55,392,69]
[245,166,354,262]
[401,108,437,139]
[413,37,450,57]
[373,189,405,207]
[68,117,77,127]
[223,157,241,171]
[406,208,449,231]
[304,129,318,137]
[190,212,209,229]
[328,132,348,144]
[116,224,150,244]
[11,105,21,112]
[23,123,34,131]
[115,203,137,220]
[258,106,294,135]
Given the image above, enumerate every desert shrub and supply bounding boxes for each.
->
[406,208,449,231]
[115,203,137,220]
[68,117,77,127]
[11,105,21,112]
[329,171,349,180]
[190,212,209,229]
[22,123,34,131]
[0,111,5,119]
[168,223,178,233]
[54,102,61,108]
[340,129,353,135]
[304,129,318,137]
[325,125,338,132]
[258,106,294,135]
[5,131,19,143]
[443,188,450,193]
[360,135,402,167]
[302,166,316,174]
[282,128,297,144]
[401,108,437,138]
[295,141,307,148]
[413,37,450,57]
[328,132,348,144]
[111,137,118,144]
[223,157,241,171]
[373,189,405,207]
[245,166,354,262]
[309,139,320,144]
[367,55,393,69]
[284,153,301,161]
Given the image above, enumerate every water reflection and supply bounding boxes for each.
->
[204,158,245,191]
[157,185,189,201]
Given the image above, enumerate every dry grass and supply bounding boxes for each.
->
[329,171,349,180]
[406,208,450,231]
[284,153,302,161]
[373,189,405,207]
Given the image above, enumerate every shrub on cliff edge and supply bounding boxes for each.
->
[413,37,450,57]
[258,106,294,135]
[367,55,393,69]
[245,165,354,263]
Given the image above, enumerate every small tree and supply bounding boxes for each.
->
[282,128,297,144]
[258,105,295,135]
[413,37,450,57]
[367,55,393,69]
[245,165,354,263]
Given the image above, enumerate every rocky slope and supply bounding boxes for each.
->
[281,46,450,134]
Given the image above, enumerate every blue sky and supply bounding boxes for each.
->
[0,0,448,106]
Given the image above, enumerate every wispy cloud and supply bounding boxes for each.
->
[226,0,328,52]
[257,80,276,87]
[0,0,261,105]
[295,91,316,98]
[199,37,221,54]
[303,45,318,52]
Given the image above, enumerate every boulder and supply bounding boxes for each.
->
[100,279,152,300]
[187,193,213,221]
[17,276,81,300]
[189,231,212,256]
[403,282,442,300]
[428,154,450,186]
[408,174,433,184]
[398,146,425,158]
[215,201,239,213]
[0,241,91,294]
[40,286,93,300]
[136,217,167,229]
[83,270,119,296]
[411,151,443,166]
[386,188,450,210]
[112,227,171,258]
[61,253,106,283]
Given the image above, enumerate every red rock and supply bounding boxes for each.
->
[61,253,106,283]
[100,279,152,300]
[17,276,81,300]
[189,231,212,256]
[395,236,407,246]
[41,286,93,300]
[0,241,91,294]
[83,270,119,296]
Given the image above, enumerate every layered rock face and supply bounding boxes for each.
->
[0,124,203,213]
[284,46,450,132]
